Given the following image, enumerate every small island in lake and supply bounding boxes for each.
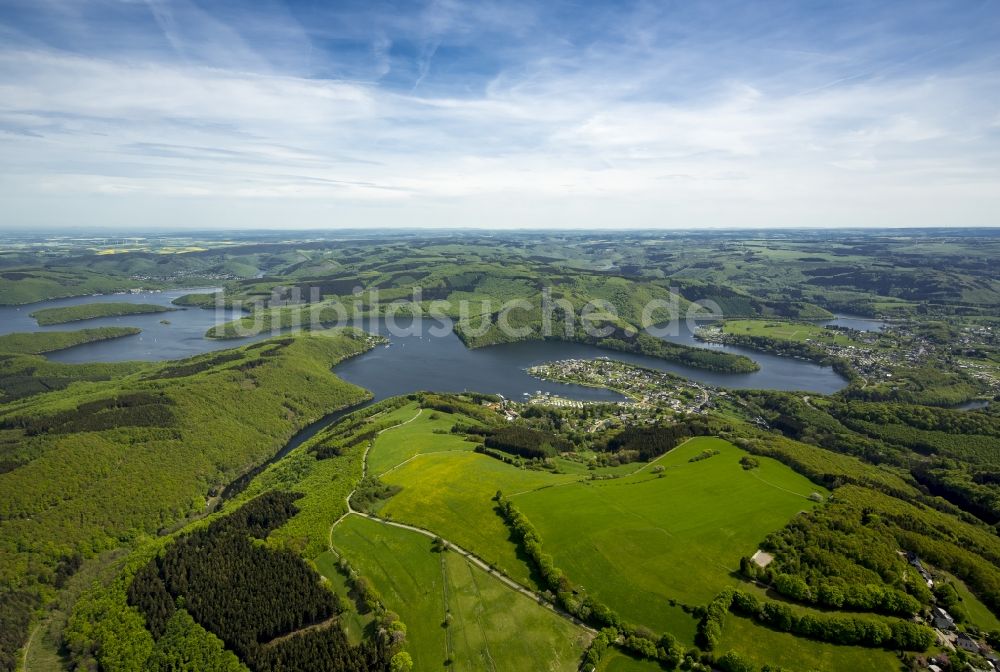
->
[30,302,175,326]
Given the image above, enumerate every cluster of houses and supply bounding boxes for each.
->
[527,358,717,416]
[907,553,999,671]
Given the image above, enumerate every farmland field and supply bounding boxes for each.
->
[718,614,902,672]
[367,402,479,476]
[379,450,580,588]
[328,514,590,671]
[596,650,664,671]
[511,437,826,636]
[720,319,864,346]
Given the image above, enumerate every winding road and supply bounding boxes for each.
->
[326,406,597,635]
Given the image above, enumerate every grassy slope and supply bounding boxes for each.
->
[328,514,589,672]
[512,437,825,638]
[379,451,580,590]
[0,270,147,306]
[30,302,174,326]
[367,402,479,476]
[719,614,901,672]
[596,651,664,672]
[950,575,1000,633]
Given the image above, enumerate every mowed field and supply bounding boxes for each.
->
[596,651,664,672]
[367,402,479,476]
[512,437,826,638]
[718,614,901,672]
[328,515,590,672]
[379,450,580,588]
[722,319,863,346]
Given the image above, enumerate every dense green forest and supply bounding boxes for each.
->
[128,492,391,671]
[0,330,377,670]
[0,327,141,355]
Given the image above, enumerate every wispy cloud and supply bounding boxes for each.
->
[0,0,998,229]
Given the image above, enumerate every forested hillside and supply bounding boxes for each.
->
[0,330,376,670]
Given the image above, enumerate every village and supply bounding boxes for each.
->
[696,320,1000,396]
[526,357,722,417]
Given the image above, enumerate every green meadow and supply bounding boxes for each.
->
[950,574,1000,633]
[379,451,580,589]
[596,651,665,672]
[328,514,589,671]
[718,614,902,672]
[511,437,825,637]
[367,402,479,476]
[721,319,863,346]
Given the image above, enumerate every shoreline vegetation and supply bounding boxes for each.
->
[0,327,141,354]
[171,292,242,310]
[30,302,176,326]
[201,303,760,374]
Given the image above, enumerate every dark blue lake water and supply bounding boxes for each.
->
[0,293,859,398]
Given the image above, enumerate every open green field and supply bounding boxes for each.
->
[328,514,589,671]
[596,650,663,672]
[721,319,863,346]
[379,451,580,588]
[719,614,903,672]
[367,402,479,476]
[512,437,826,637]
[950,575,1000,633]
[29,301,175,325]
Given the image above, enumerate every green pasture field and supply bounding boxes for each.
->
[719,614,902,672]
[511,437,826,636]
[367,402,479,476]
[379,451,580,589]
[596,650,664,671]
[949,574,1000,633]
[327,514,589,672]
[721,319,863,346]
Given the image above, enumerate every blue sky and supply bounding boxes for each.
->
[0,0,998,229]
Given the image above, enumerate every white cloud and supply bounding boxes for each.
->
[0,1,998,229]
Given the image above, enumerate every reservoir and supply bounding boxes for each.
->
[1,292,849,398]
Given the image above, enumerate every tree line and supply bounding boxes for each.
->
[128,492,391,671]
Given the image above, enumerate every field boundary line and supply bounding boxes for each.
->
[378,448,470,477]
[748,469,814,500]
[464,559,498,672]
[345,510,597,635]
[508,437,699,498]
[629,436,696,474]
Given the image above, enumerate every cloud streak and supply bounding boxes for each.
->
[0,0,998,229]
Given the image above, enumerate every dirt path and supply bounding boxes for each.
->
[343,510,596,634]
[260,615,339,648]
[748,469,814,500]
[21,621,43,672]
[377,448,469,477]
[327,407,423,552]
